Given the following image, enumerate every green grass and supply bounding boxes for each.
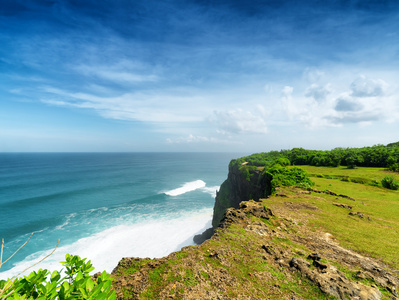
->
[300,165,399,186]
[273,166,399,269]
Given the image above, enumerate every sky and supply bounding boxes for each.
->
[1,0,399,152]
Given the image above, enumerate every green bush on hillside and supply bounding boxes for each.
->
[381,176,399,190]
[265,165,314,193]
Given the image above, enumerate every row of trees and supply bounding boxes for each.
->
[230,143,399,170]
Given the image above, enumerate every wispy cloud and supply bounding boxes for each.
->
[208,107,269,135]
[280,73,398,128]
[40,88,207,123]
[166,134,216,144]
[74,62,159,84]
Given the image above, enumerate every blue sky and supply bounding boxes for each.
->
[1,0,399,152]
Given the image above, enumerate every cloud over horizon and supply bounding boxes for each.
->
[1,0,399,152]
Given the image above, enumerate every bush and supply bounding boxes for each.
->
[265,165,314,193]
[388,163,399,172]
[381,176,399,190]
[274,157,290,167]
[0,254,115,299]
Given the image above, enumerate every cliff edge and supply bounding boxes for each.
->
[110,159,399,299]
[111,191,399,299]
[212,161,271,228]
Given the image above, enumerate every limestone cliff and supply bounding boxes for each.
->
[211,161,271,228]
[111,192,399,299]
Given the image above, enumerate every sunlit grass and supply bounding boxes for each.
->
[268,166,399,269]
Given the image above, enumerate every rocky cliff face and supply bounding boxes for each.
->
[111,193,399,299]
[211,162,271,228]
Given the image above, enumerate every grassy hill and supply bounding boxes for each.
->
[283,165,399,269]
[111,165,399,299]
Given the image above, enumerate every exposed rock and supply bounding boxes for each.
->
[218,200,273,229]
[193,227,214,245]
[290,257,382,300]
[339,194,356,201]
[212,163,271,228]
[349,211,365,218]
[275,192,289,197]
[307,252,321,261]
[309,188,355,201]
[333,203,353,209]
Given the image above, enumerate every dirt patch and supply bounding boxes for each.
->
[284,201,319,211]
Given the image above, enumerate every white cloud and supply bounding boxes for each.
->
[279,73,398,128]
[350,75,388,97]
[282,86,293,97]
[208,108,268,135]
[334,94,363,112]
[303,68,325,83]
[166,134,216,144]
[74,62,158,84]
[305,83,331,102]
[281,86,301,122]
[40,87,209,123]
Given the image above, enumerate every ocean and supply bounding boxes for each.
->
[0,152,241,280]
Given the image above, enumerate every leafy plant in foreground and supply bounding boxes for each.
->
[1,254,115,300]
[0,236,115,300]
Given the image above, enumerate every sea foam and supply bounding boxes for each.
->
[0,208,212,280]
[164,180,206,196]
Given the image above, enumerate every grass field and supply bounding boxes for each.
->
[267,166,399,269]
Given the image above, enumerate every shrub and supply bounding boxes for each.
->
[381,176,399,190]
[388,163,399,172]
[274,157,290,167]
[0,254,115,299]
[265,165,314,193]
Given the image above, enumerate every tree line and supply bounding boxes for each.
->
[230,142,399,171]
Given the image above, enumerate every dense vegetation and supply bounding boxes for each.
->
[230,142,399,171]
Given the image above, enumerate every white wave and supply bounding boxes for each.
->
[0,208,212,280]
[164,180,206,196]
[200,185,219,198]
[55,213,77,230]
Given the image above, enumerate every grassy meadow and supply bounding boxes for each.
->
[267,165,399,269]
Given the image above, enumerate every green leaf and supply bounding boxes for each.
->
[85,278,95,292]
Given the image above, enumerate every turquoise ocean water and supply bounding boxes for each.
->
[0,153,241,279]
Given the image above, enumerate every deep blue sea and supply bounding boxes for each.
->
[0,152,241,279]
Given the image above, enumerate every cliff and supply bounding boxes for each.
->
[111,191,399,299]
[211,162,271,228]
[110,162,399,299]
[193,162,271,244]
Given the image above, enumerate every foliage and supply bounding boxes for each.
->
[381,176,399,190]
[265,165,314,193]
[0,254,115,300]
[230,142,399,170]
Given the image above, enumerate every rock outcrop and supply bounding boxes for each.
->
[211,162,271,228]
